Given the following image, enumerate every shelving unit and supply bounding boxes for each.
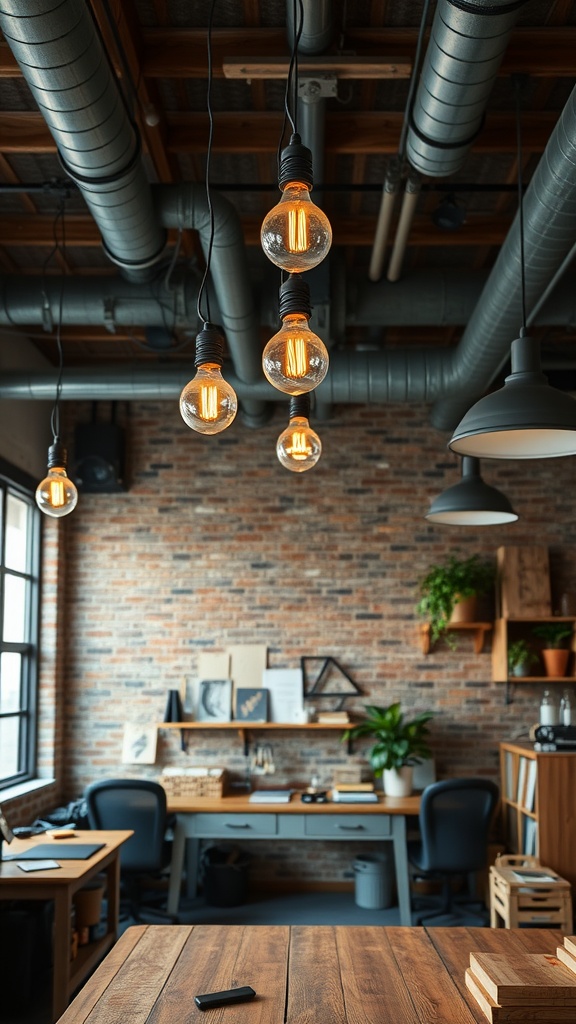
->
[492,616,576,702]
[419,621,492,655]
[499,741,576,889]
[159,721,353,755]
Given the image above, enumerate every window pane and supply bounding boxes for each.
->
[5,494,29,573]
[3,574,27,642]
[0,716,20,780]
[0,652,21,712]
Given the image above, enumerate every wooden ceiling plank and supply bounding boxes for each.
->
[222,56,412,80]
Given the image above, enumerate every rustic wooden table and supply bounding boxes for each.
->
[55,923,568,1024]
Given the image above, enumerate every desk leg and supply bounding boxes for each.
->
[168,816,186,915]
[186,839,200,900]
[104,853,120,939]
[52,888,72,1021]
[391,816,412,927]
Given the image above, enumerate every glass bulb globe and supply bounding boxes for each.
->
[35,466,78,518]
[277,416,322,472]
[261,183,332,272]
[263,314,329,395]
[180,363,237,435]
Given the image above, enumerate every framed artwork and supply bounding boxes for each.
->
[121,723,158,764]
[197,679,233,722]
[235,688,269,722]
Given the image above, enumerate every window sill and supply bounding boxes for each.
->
[1,777,56,804]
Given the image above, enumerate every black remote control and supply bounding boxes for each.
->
[194,987,256,1010]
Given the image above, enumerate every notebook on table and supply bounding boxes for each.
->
[4,842,105,860]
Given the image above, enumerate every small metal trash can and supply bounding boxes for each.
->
[354,851,394,909]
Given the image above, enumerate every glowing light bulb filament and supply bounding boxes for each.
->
[287,430,312,460]
[49,476,66,508]
[199,382,219,422]
[288,206,308,253]
[286,335,308,379]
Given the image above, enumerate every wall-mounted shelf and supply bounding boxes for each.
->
[492,616,576,702]
[419,621,492,655]
[158,721,353,756]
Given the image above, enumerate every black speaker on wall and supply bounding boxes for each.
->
[73,422,126,493]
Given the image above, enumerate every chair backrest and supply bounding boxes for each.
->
[84,779,167,874]
[417,777,500,874]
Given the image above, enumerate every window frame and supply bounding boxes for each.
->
[0,458,41,790]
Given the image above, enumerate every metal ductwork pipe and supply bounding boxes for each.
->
[432,82,576,430]
[406,0,527,177]
[0,0,166,281]
[286,0,333,54]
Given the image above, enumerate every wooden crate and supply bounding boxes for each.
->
[490,855,572,930]
[159,768,229,799]
[496,546,551,618]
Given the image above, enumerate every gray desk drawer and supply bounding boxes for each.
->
[192,813,277,837]
[303,814,391,838]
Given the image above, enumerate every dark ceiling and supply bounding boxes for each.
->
[0,0,575,376]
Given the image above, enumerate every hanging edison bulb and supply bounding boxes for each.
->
[277,395,322,472]
[261,134,332,273]
[263,275,329,395]
[180,323,237,435]
[36,440,78,518]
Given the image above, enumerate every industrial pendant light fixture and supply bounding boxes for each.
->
[425,457,518,526]
[276,395,322,472]
[180,0,237,436]
[449,80,576,460]
[263,276,329,394]
[260,0,331,273]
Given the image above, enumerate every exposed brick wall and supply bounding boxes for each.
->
[9,399,576,881]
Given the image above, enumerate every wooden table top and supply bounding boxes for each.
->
[0,829,133,884]
[165,792,421,814]
[57,924,568,1024]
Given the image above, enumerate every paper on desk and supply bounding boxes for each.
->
[17,860,61,871]
[513,871,558,883]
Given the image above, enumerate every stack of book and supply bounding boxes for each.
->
[316,710,350,724]
[465,943,576,1023]
[331,783,378,803]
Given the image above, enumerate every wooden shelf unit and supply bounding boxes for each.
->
[159,720,353,755]
[492,616,576,701]
[419,621,492,655]
[499,740,576,890]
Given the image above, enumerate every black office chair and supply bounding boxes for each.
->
[408,777,500,926]
[85,778,178,923]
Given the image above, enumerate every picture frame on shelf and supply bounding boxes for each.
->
[235,688,269,722]
[197,679,233,723]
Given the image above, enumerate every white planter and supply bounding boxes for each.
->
[382,766,413,797]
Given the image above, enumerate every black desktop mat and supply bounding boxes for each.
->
[5,842,105,860]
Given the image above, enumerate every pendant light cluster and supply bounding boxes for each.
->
[260,0,332,472]
[179,0,237,438]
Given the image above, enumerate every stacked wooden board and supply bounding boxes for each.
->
[466,938,576,1023]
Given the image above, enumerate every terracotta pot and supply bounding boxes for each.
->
[382,766,413,797]
[449,594,477,624]
[541,648,570,678]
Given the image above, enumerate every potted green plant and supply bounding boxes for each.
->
[532,623,574,678]
[343,703,434,797]
[416,553,495,647]
[507,639,539,678]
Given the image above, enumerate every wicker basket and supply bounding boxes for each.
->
[159,768,228,799]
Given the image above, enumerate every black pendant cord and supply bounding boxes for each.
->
[40,197,67,443]
[277,0,304,178]
[196,0,218,326]
[515,76,527,333]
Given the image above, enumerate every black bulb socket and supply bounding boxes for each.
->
[278,133,314,191]
[289,395,311,419]
[47,440,68,471]
[195,322,225,368]
[278,275,312,321]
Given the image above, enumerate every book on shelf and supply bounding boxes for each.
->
[248,790,293,804]
[332,783,375,793]
[516,756,528,805]
[316,711,350,724]
[524,758,537,812]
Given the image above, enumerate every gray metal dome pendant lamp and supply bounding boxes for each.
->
[425,456,518,526]
[449,84,576,461]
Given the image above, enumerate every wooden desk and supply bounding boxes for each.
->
[165,793,420,925]
[0,829,132,1021]
[56,924,568,1024]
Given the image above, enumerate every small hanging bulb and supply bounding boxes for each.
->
[36,439,78,518]
[261,133,332,273]
[277,395,322,472]
[263,275,329,395]
[180,323,237,435]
